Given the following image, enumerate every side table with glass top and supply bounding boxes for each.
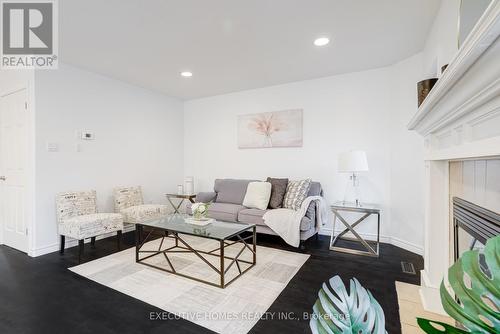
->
[165,193,196,214]
[330,201,381,257]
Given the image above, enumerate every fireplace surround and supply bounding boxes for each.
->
[407,2,500,314]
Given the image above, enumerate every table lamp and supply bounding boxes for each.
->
[338,150,369,206]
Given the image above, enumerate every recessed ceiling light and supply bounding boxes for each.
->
[314,37,330,46]
[180,71,193,77]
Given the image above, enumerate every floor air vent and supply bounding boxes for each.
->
[401,261,416,275]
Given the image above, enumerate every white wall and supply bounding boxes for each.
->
[184,54,425,254]
[389,54,425,252]
[33,64,184,255]
[0,70,34,94]
[422,0,460,77]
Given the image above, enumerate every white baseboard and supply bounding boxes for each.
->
[319,228,423,256]
[390,236,423,256]
[419,269,447,315]
[30,225,135,257]
[31,243,61,257]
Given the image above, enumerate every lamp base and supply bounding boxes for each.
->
[342,173,363,207]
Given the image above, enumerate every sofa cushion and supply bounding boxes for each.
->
[266,177,289,209]
[243,181,272,210]
[214,179,256,205]
[56,190,97,224]
[305,201,316,222]
[238,208,267,226]
[299,216,314,231]
[195,192,217,203]
[308,181,323,196]
[283,179,312,210]
[121,204,169,224]
[238,208,314,231]
[208,202,245,222]
[113,186,144,212]
[60,213,123,240]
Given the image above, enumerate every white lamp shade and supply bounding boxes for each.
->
[338,150,369,172]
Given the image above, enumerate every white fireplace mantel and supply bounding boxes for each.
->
[407,1,500,314]
[409,0,500,160]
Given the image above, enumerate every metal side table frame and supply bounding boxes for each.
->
[330,202,380,257]
[166,194,196,214]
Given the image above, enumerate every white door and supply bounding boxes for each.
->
[0,89,29,253]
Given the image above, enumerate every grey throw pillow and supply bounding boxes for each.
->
[283,179,312,211]
[266,177,289,209]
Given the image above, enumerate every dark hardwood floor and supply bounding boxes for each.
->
[0,232,423,334]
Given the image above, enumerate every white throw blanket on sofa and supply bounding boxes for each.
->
[263,196,331,247]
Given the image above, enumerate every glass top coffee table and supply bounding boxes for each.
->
[135,214,256,288]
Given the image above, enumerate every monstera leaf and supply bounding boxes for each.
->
[418,235,500,333]
[310,275,387,334]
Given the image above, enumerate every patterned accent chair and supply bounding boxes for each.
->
[113,186,169,224]
[56,190,124,262]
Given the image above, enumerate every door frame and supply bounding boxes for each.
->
[0,76,36,256]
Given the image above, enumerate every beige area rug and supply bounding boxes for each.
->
[70,236,309,334]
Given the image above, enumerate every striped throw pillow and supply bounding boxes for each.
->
[283,179,312,210]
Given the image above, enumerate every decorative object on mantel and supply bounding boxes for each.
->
[417,78,438,107]
[338,150,369,207]
[238,109,303,148]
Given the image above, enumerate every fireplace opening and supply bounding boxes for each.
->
[449,159,500,264]
[452,197,500,263]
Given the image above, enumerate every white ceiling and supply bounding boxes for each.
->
[60,0,440,100]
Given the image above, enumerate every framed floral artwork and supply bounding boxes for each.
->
[237,109,303,148]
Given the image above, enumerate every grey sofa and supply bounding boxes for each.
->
[186,179,323,246]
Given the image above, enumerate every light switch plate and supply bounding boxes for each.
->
[46,142,58,152]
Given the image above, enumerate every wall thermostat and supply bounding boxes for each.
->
[81,131,95,140]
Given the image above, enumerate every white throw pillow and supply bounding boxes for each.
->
[243,182,272,210]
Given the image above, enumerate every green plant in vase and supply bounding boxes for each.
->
[417,235,500,333]
[191,202,210,220]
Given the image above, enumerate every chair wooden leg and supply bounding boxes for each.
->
[59,235,65,254]
[137,225,142,244]
[117,230,122,251]
[90,237,96,249]
[78,239,84,263]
